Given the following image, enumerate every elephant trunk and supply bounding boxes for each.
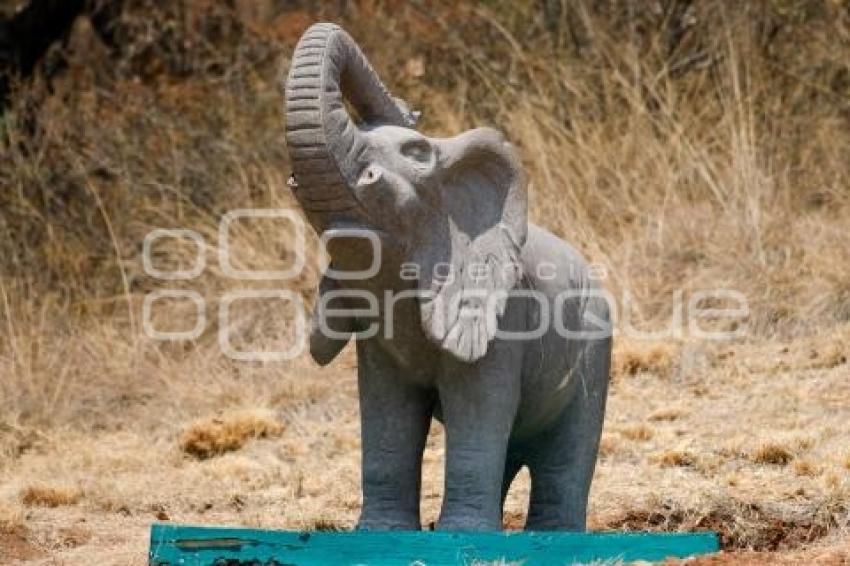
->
[284,23,416,229]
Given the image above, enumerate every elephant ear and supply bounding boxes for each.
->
[309,274,354,366]
[416,128,527,363]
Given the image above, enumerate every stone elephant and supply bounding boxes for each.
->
[283,23,612,531]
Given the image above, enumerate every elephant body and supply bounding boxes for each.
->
[284,23,611,531]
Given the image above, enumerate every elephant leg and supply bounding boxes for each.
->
[436,344,522,531]
[356,341,434,530]
[525,336,611,531]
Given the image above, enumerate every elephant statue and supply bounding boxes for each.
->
[283,23,612,531]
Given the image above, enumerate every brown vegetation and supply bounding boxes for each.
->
[0,1,848,563]
[654,450,698,468]
[749,442,794,466]
[180,410,285,459]
[613,341,678,379]
[19,485,82,508]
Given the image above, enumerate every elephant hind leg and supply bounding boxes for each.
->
[524,336,611,531]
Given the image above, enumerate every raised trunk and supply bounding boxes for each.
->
[284,23,415,229]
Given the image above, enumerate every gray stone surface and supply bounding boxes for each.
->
[284,22,611,532]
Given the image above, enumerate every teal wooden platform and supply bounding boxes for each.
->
[149,523,719,565]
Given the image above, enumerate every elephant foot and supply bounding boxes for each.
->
[356,514,421,531]
[435,516,501,532]
[524,509,586,531]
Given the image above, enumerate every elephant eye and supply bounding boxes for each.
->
[400,140,432,164]
[357,164,383,187]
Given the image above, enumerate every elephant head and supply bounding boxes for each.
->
[284,23,527,364]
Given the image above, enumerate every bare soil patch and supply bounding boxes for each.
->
[0,525,44,562]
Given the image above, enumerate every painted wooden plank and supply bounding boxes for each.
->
[149,523,719,565]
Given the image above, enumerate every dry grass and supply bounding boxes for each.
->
[746,436,814,466]
[0,501,24,530]
[19,485,82,508]
[0,0,848,563]
[793,460,821,478]
[612,341,678,380]
[617,424,655,442]
[647,407,686,422]
[749,443,794,466]
[180,410,285,459]
[654,450,698,469]
[599,496,844,553]
[597,434,619,458]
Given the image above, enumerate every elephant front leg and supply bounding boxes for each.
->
[356,342,434,530]
[436,345,521,531]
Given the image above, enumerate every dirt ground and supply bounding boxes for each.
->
[1,330,848,564]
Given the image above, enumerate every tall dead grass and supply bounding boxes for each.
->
[0,0,847,451]
[413,2,850,338]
